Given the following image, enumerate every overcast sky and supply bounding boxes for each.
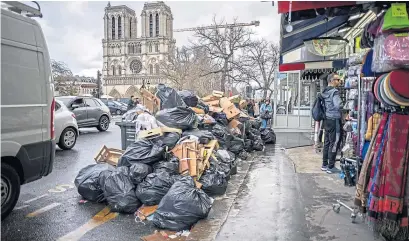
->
[35,1,280,77]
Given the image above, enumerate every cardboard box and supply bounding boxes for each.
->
[209,106,223,113]
[140,88,161,114]
[228,119,242,129]
[239,100,247,109]
[223,104,241,119]
[219,97,232,109]
[212,90,224,98]
[202,94,220,102]
[190,107,205,114]
[205,99,220,107]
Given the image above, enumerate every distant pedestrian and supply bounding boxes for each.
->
[134,97,140,105]
[260,100,272,128]
[254,101,260,117]
[128,95,135,110]
[247,99,254,117]
[321,73,343,174]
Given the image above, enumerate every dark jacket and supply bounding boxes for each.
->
[127,99,135,110]
[321,86,342,119]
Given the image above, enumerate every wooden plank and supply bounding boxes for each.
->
[190,107,205,114]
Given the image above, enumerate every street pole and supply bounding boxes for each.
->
[97,70,102,98]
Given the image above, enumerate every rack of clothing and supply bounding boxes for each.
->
[332,3,409,240]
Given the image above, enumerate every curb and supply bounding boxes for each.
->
[187,154,255,241]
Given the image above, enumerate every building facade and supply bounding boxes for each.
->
[54,76,98,97]
[102,1,175,98]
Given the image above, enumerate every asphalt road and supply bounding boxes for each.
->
[1,120,157,241]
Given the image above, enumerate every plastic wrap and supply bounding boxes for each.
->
[152,176,213,231]
[75,164,115,203]
[155,107,198,131]
[135,172,175,206]
[117,139,166,167]
[372,33,409,73]
[178,90,199,107]
[156,84,186,109]
[101,170,142,213]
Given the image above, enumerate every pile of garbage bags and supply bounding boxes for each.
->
[76,84,278,231]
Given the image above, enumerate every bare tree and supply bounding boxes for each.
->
[51,59,78,96]
[191,16,254,92]
[234,39,280,99]
[160,46,220,96]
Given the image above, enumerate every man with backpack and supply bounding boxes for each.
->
[320,73,342,174]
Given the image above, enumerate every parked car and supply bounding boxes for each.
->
[101,99,127,115]
[56,96,111,131]
[1,2,55,220]
[55,100,78,150]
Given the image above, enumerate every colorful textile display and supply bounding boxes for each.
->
[356,113,409,240]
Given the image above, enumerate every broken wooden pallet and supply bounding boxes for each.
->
[94,145,124,166]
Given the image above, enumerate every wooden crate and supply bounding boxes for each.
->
[94,145,124,166]
[140,88,161,113]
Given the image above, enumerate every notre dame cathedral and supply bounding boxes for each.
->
[102,1,175,98]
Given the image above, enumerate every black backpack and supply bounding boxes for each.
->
[312,93,326,121]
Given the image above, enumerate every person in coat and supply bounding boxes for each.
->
[260,100,273,128]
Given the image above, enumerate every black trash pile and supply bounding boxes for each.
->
[77,85,277,231]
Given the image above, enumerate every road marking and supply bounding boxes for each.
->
[48,184,74,193]
[14,205,29,210]
[57,207,118,241]
[24,194,49,204]
[26,202,61,218]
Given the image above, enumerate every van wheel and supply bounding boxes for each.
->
[58,127,77,150]
[1,163,20,220]
[97,115,109,131]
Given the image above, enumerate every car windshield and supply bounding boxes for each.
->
[56,97,73,106]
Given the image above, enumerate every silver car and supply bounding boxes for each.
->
[55,99,78,150]
[56,96,111,131]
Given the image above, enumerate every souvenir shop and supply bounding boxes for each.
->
[335,3,409,241]
[279,1,409,240]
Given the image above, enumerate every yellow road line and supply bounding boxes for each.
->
[26,202,61,217]
[57,207,118,241]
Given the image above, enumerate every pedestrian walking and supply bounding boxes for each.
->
[127,95,135,111]
[321,73,343,174]
[260,99,272,128]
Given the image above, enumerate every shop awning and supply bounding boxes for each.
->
[278,1,357,14]
[281,14,350,55]
[279,59,347,72]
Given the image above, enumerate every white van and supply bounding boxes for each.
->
[1,2,55,220]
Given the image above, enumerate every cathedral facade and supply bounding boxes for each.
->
[102,2,175,98]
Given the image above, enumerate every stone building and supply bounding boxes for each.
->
[102,1,175,98]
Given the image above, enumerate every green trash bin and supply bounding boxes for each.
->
[115,121,137,150]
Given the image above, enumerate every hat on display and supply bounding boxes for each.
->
[379,74,399,106]
[384,73,409,106]
[388,70,409,99]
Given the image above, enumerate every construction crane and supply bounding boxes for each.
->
[173,20,260,32]
[173,20,260,95]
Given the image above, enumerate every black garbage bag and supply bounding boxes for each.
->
[253,137,264,151]
[182,129,215,144]
[178,90,198,107]
[154,132,181,150]
[156,84,185,109]
[230,159,238,175]
[101,170,142,213]
[216,150,236,176]
[238,151,249,160]
[250,128,261,136]
[227,136,245,155]
[217,161,231,181]
[196,99,210,114]
[135,172,175,206]
[118,139,166,167]
[211,124,227,139]
[152,176,213,231]
[199,170,228,196]
[244,139,254,152]
[129,163,152,185]
[155,107,197,131]
[211,113,228,126]
[153,155,179,175]
[75,164,115,203]
[260,128,276,144]
[250,119,262,129]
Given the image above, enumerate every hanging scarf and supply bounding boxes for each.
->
[355,113,387,211]
[367,114,409,239]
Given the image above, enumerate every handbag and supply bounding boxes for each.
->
[261,110,271,119]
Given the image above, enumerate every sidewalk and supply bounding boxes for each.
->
[190,145,379,241]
